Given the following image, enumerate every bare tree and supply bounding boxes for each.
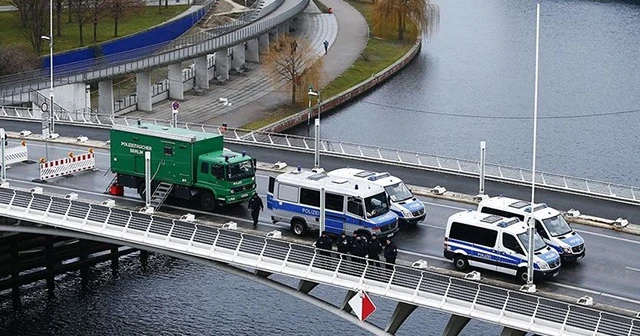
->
[70,0,91,45]
[18,0,49,55]
[0,43,39,76]
[85,0,110,42]
[56,0,63,36]
[262,34,324,105]
[8,0,31,28]
[108,0,144,37]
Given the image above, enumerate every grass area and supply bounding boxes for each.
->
[0,5,189,54]
[242,0,416,130]
[312,0,330,13]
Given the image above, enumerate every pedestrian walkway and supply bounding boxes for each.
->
[123,0,368,128]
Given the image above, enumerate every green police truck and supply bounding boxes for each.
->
[110,123,256,211]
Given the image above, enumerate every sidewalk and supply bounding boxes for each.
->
[123,0,368,128]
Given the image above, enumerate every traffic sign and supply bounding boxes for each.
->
[41,102,48,112]
[42,112,50,138]
[172,101,179,110]
[348,290,376,322]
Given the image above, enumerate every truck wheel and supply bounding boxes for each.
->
[291,219,307,236]
[516,268,530,284]
[453,255,469,271]
[200,191,216,212]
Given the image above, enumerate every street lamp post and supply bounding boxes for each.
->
[41,0,54,134]
[308,87,320,169]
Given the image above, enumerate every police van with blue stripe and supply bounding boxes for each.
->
[477,196,585,263]
[444,210,561,283]
[267,168,399,238]
[327,168,426,225]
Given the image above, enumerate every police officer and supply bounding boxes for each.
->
[247,193,263,228]
[315,231,333,256]
[351,235,368,263]
[367,235,382,267]
[336,232,351,259]
[384,238,398,270]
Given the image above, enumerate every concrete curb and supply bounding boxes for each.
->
[6,132,639,237]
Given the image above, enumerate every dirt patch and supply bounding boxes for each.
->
[199,14,236,29]
[212,0,234,13]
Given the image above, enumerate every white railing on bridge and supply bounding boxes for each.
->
[0,186,638,336]
[1,106,638,206]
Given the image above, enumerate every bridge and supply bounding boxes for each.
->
[0,0,309,115]
[1,116,640,335]
[1,186,638,336]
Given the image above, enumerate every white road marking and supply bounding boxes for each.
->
[574,229,640,245]
[625,266,640,272]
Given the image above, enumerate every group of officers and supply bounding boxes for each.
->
[315,231,398,269]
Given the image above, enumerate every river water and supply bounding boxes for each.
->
[2,0,639,335]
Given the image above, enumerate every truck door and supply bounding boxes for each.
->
[345,197,365,234]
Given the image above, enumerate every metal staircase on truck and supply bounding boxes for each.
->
[149,182,174,210]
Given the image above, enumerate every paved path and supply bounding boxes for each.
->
[123,0,368,128]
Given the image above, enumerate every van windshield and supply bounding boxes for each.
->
[384,182,413,202]
[542,215,573,237]
[227,160,254,181]
[364,192,390,218]
[516,232,547,253]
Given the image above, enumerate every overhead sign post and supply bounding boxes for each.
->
[348,290,376,322]
[171,101,179,127]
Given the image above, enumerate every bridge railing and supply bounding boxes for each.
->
[1,107,637,206]
[0,0,302,95]
[0,186,637,336]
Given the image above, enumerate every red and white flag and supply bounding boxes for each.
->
[348,290,376,322]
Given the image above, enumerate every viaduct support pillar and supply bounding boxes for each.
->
[246,38,259,63]
[168,63,184,100]
[11,240,20,308]
[500,327,527,336]
[194,55,210,90]
[140,250,149,272]
[98,79,114,115]
[214,49,229,81]
[231,43,246,71]
[45,235,55,298]
[442,314,470,336]
[259,33,270,53]
[79,239,89,289]
[385,302,417,334]
[135,71,152,112]
[111,246,119,277]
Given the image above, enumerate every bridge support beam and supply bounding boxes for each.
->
[385,302,417,334]
[140,250,149,272]
[79,239,90,289]
[500,327,526,336]
[442,314,470,336]
[45,235,55,298]
[214,49,229,81]
[281,21,290,35]
[194,55,210,90]
[340,290,358,313]
[255,270,272,278]
[246,38,259,63]
[135,71,152,112]
[168,63,184,100]
[297,279,318,294]
[259,33,270,53]
[110,246,119,277]
[98,79,114,115]
[11,240,21,308]
[231,43,246,72]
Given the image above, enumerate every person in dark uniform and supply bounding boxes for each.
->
[367,235,382,267]
[315,231,333,256]
[248,193,263,227]
[351,235,368,263]
[384,238,398,270]
[336,232,351,260]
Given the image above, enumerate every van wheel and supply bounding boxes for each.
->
[517,268,530,284]
[291,220,307,236]
[200,191,216,212]
[453,256,469,271]
[355,229,372,241]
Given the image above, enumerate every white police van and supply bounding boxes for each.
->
[327,168,426,225]
[267,168,399,238]
[444,210,561,283]
[477,196,585,263]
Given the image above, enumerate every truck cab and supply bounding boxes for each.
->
[196,151,256,206]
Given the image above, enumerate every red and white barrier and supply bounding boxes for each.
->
[39,152,96,181]
[4,143,29,166]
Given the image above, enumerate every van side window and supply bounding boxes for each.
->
[300,188,320,207]
[480,206,522,220]
[502,233,524,254]
[535,220,549,239]
[277,184,298,203]
[268,177,275,193]
[449,222,497,248]
[325,193,344,212]
[347,198,364,217]
[200,162,209,174]
[211,165,224,180]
